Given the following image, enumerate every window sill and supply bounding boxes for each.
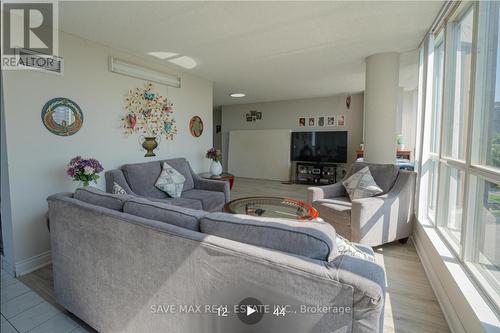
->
[413,218,500,333]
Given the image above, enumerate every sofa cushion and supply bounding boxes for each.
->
[342,166,383,200]
[336,235,375,262]
[160,158,194,191]
[122,159,195,199]
[74,187,128,211]
[155,162,186,198]
[312,197,352,226]
[112,181,127,195]
[182,189,225,212]
[122,161,166,199]
[350,162,399,194]
[123,197,207,231]
[200,212,337,261]
[147,197,203,210]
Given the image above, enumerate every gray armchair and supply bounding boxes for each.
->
[307,162,416,247]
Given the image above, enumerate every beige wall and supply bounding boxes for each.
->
[2,32,213,274]
[221,93,364,178]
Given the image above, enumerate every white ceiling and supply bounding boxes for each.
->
[59,1,442,106]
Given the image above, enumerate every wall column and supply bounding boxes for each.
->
[364,52,400,164]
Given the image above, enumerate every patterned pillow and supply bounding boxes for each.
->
[112,182,127,195]
[342,166,383,200]
[155,162,186,198]
[336,235,375,262]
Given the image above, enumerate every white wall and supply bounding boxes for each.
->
[221,93,364,176]
[2,32,213,274]
[400,89,418,159]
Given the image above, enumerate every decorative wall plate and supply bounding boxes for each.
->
[189,116,204,137]
[41,98,83,136]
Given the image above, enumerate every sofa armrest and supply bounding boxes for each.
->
[307,182,346,204]
[105,169,134,194]
[193,175,230,202]
[328,255,385,332]
[350,170,416,245]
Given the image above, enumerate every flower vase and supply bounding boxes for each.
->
[210,160,222,176]
[140,135,161,157]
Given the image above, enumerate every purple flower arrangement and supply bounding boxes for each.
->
[66,156,104,186]
[205,148,221,162]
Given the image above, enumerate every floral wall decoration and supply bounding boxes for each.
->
[121,83,178,156]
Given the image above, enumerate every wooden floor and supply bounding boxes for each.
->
[18,177,450,333]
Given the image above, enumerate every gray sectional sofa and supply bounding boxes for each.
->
[105,158,229,212]
[48,187,386,333]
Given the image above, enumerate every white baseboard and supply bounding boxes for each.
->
[14,251,51,276]
[413,227,466,333]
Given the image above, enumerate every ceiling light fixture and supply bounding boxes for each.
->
[230,93,246,98]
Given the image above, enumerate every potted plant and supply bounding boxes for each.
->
[206,148,222,176]
[66,156,104,187]
[396,134,405,150]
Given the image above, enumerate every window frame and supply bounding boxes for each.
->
[416,1,500,312]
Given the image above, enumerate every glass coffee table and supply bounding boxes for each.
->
[223,196,319,221]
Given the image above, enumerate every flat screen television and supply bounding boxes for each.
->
[291,131,347,163]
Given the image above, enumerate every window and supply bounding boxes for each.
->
[430,34,445,154]
[417,1,500,311]
[427,159,439,221]
[467,176,500,301]
[438,165,465,249]
[472,2,500,171]
[442,8,474,160]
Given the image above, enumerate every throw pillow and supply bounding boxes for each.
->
[342,166,383,200]
[336,235,376,262]
[112,181,127,195]
[155,162,186,198]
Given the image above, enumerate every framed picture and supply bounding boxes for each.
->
[299,117,306,127]
[189,116,204,137]
[337,115,345,127]
[215,125,221,133]
[327,116,336,126]
[308,117,315,127]
[246,113,253,122]
[318,116,325,127]
[256,111,262,120]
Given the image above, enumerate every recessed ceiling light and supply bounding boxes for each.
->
[148,52,178,60]
[230,93,246,98]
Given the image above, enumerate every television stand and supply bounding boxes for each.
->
[294,162,337,185]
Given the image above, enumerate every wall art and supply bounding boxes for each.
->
[327,116,336,126]
[318,116,325,127]
[41,97,83,136]
[189,116,204,137]
[298,117,306,127]
[308,117,315,127]
[337,115,345,127]
[121,83,178,157]
[245,110,262,122]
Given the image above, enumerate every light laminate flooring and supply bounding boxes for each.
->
[12,177,450,333]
